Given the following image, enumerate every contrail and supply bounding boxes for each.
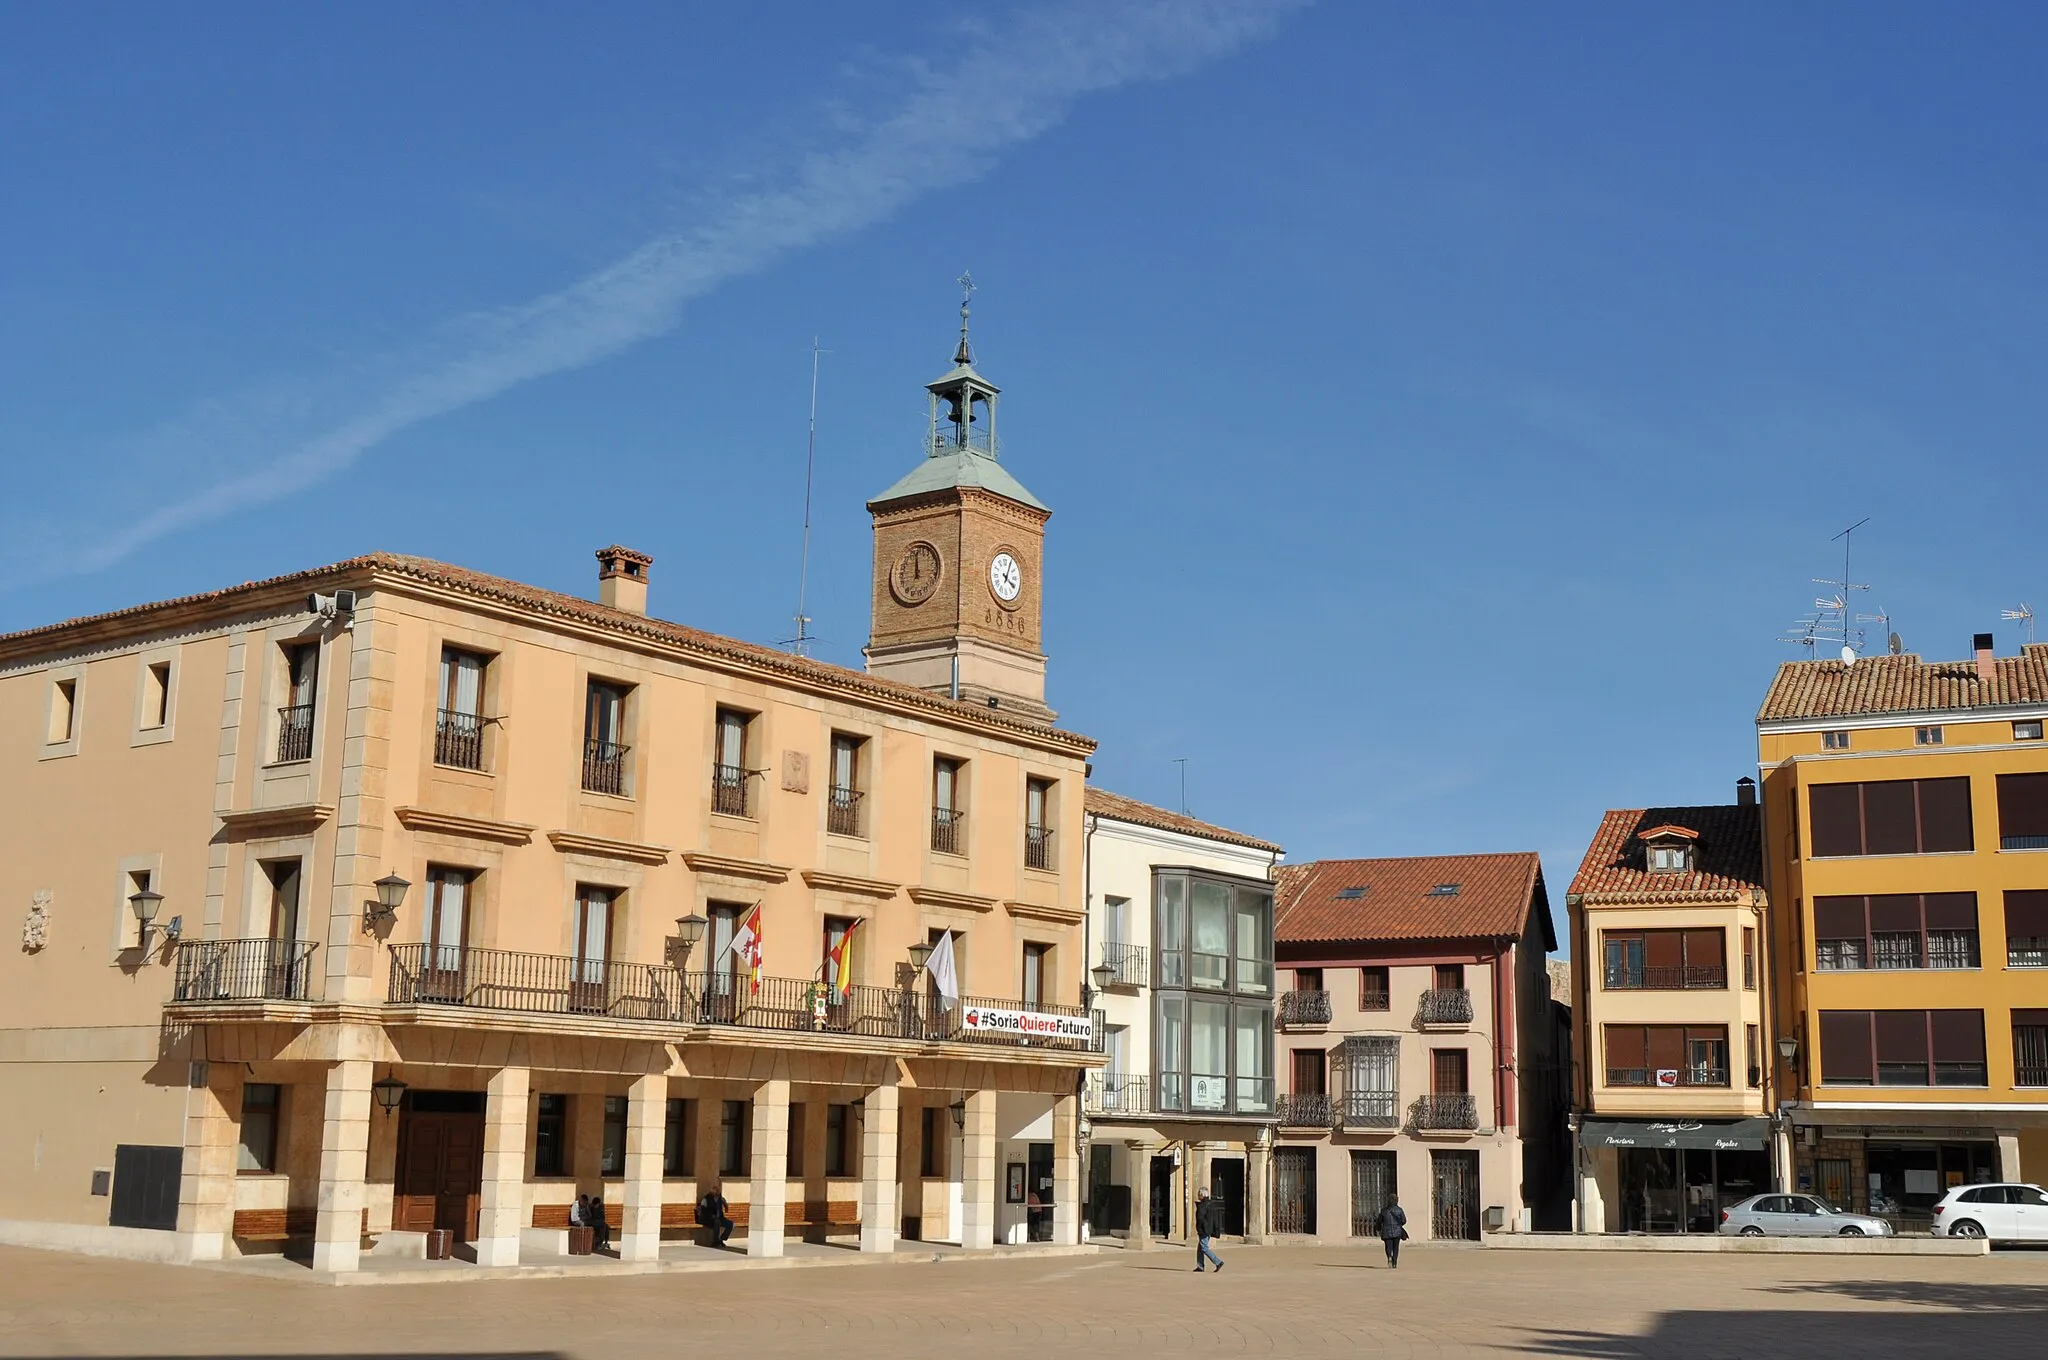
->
[4,0,1305,584]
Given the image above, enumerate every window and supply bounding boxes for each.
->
[47,677,78,744]
[1997,773,2048,850]
[1335,886,1366,900]
[435,648,488,769]
[1433,964,1465,992]
[664,1098,695,1177]
[1022,942,1049,1009]
[2017,720,2045,742]
[1746,1024,1760,1088]
[265,860,303,944]
[1191,880,1230,989]
[1819,1010,1987,1086]
[420,866,470,982]
[931,757,965,853]
[1742,927,1756,990]
[1155,994,1186,1111]
[238,1083,281,1173]
[1360,966,1390,1011]
[1812,894,1979,971]
[713,707,752,816]
[827,733,864,836]
[1190,999,1230,1110]
[1821,730,1851,751]
[1603,1025,1730,1087]
[1604,930,1727,989]
[1155,877,1187,988]
[1808,778,1973,856]
[919,1106,945,1177]
[1428,883,1461,896]
[1916,726,1944,746]
[1025,777,1054,870]
[825,1104,852,1177]
[534,1094,568,1176]
[2007,892,2048,967]
[142,662,172,730]
[278,643,318,762]
[707,902,747,1001]
[1431,1049,1469,1095]
[1647,844,1690,872]
[1233,887,1273,995]
[582,681,629,795]
[1236,1005,1273,1111]
[571,886,614,1011]
[823,915,858,995]
[785,1103,804,1177]
[601,1096,627,1177]
[1342,1036,1400,1127]
[2014,1012,2048,1088]
[1292,1048,1327,1095]
[719,1100,749,1176]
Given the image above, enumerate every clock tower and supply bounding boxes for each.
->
[865,278,1054,722]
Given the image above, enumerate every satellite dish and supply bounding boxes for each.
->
[1889,632,1903,656]
[1841,645,1857,666]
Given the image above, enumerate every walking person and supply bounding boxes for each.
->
[1193,1187,1225,1273]
[1376,1194,1408,1268]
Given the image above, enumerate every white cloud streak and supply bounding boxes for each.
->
[14,0,1304,580]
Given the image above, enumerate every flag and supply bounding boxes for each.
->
[729,903,764,996]
[928,930,959,1009]
[827,919,859,1000]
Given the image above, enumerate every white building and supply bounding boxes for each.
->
[1080,789,1283,1246]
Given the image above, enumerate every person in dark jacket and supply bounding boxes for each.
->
[1193,1188,1225,1273]
[698,1187,735,1247]
[588,1191,611,1251]
[1376,1195,1408,1267]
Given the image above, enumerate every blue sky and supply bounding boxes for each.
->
[4,3,2044,947]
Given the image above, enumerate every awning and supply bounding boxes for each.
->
[1579,1117,1771,1152]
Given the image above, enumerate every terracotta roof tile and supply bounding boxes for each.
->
[1567,804,1764,905]
[1758,645,2048,722]
[1082,788,1282,854]
[1274,853,1546,945]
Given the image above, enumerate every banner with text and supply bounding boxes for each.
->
[959,1004,1093,1045]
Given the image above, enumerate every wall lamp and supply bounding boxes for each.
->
[670,913,708,968]
[372,1075,408,1116]
[129,888,178,950]
[1777,1036,1800,1066]
[949,1099,966,1131]
[909,941,934,972]
[364,872,410,931]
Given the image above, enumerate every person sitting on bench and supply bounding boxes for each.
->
[697,1187,734,1246]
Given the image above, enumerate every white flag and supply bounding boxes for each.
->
[928,930,959,1009]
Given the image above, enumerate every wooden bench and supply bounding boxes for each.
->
[232,1208,369,1240]
[533,1200,859,1237]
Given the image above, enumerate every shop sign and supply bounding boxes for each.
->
[1578,1117,1770,1151]
[959,1004,1093,1044]
[1653,1069,1679,1088]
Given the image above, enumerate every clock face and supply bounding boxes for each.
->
[988,551,1023,605]
[890,541,943,606]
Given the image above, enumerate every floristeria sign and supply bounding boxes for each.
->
[959,1004,1093,1045]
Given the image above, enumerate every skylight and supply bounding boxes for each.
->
[1428,883,1461,896]
[1335,887,1367,900]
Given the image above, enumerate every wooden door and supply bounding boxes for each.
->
[394,1110,485,1240]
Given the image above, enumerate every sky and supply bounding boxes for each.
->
[4,2,2046,951]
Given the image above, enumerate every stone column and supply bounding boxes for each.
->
[1126,1141,1158,1250]
[1052,1093,1080,1245]
[175,1062,240,1262]
[860,1082,901,1253]
[1245,1138,1271,1244]
[747,1078,791,1258]
[473,1066,529,1267]
[619,1073,665,1262]
[312,1059,373,1273]
[1999,1132,2023,1183]
[960,1089,998,1249]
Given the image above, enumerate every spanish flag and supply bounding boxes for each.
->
[827,919,859,1000]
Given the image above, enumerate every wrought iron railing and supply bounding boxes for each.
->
[712,763,750,817]
[686,972,918,1038]
[1410,1092,1479,1130]
[931,807,966,855]
[582,739,628,795]
[1339,1090,1401,1129]
[1360,985,1390,1012]
[1418,988,1474,1025]
[435,709,485,769]
[388,944,686,1020]
[1603,965,1728,990]
[1278,989,1333,1026]
[276,705,314,762]
[1025,825,1054,870]
[172,939,318,1002]
[928,423,998,457]
[1084,1072,1150,1116]
[1277,1092,1337,1127]
[1099,940,1147,988]
[1605,1066,1729,1089]
[827,786,863,836]
[2009,937,2048,968]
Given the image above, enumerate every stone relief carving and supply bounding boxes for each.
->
[22,890,51,952]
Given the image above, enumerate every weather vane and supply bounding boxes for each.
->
[954,270,976,365]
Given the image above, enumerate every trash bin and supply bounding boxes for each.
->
[568,1226,595,1256]
[425,1229,453,1260]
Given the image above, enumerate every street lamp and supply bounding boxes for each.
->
[670,913,708,970]
[128,887,164,950]
[1090,961,1116,996]
[372,1075,408,1115]
[1777,1036,1799,1066]
[364,872,410,930]
[909,940,934,972]
[949,1099,966,1131]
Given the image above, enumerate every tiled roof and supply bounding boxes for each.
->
[1758,645,2048,722]
[0,552,1094,752]
[1082,788,1282,854]
[1274,853,1546,945]
[1567,804,1764,905]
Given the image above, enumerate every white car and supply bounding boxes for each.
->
[1930,1183,2048,1242]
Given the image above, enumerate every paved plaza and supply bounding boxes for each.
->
[2,1242,2047,1358]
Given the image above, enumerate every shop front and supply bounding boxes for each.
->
[1791,1121,2015,1234]
[1581,1117,1772,1234]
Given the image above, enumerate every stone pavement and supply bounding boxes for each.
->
[1,1240,2046,1357]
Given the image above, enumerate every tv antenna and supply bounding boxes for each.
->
[2005,603,2037,645]
[1783,518,1870,662]
[785,338,828,657]
[1173,757,1189,814]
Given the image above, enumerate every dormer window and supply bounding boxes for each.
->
[1640,824,1699,874]
[1648,845,1691,873]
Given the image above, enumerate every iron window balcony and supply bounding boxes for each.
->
[1409,1092,1479,1130]
[1084,1072,1150,1116]
[1277,1092,1338,1128]
[1278,989,1333,1027]
[711,763,751,817]
[1603,965,1729,990]
[1025,824,1054,870]
[931,807,966,855]
[170,939,319,1003]
[276,705,314,762]
[1417,988,1474,1026]
[582,739,629,795]
[1338,1090,1401,1130]
[826,786,863,836]
[434,708,486,770]
[1098,940,1148,988]
[1605,1066,1730,1089]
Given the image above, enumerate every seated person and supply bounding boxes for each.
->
[698,1187,735,1247]
[587,1192,611,1251]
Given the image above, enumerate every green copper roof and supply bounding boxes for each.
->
[869,448,1048,512]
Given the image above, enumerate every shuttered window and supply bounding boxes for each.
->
[2007,891,2048,967]
[1998,773,2048,850]
[1812,894,1979,970]
[1603,1025,1729,1086]
[1819,1010,1986,1087]
[1808,778,1974,856]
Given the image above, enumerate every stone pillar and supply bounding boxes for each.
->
[619,1073,665,1262]
[1052,1094,1080,1245]
[312,1059,373,1273]
[175,1062,240,1262]
[860,1082,901,1253]
[1245,1139,1271,1244]
[959,1089,997,1250]
[1127,1141,1158,1250]
[1999,1132,2023,1183]
[474,1066,530,1267]
[747,1078,791,1258]
[1773,1124,1796,1194]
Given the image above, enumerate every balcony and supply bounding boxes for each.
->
[389,944,688,1020]
[1606,1066,1730,1089]
[171,939,318,1003]
[582,739,628,796]
[1338,1090,1401,1130]
[711,763,750,817]
[276,705,314,762]
[1098,940,1148,989]
[826,786,863,836]
[929,423,999,457]
[1025,825,1054,870]
[1604,965,1728,990]
[1278,989,1333,1029]
[1417,988,1473,1027]
[434,708,485,770]
[1084,1072,1150,1116]
[931,807,966,855]
[1277,1092,1337,1128]
[1410,1092,1479,1131]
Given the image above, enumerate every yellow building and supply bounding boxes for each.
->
[1758,633,2048,1228]
[1566,794,1772,1233]
[0,332,1107,1270]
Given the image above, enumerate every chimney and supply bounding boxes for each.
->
[1736,776,1756,808]
[596,546,653,616]
[1974,632,1995,683]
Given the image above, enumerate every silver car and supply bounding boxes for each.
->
[1718,1193,1895,1238]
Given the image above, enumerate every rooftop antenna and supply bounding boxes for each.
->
[1856,606,1893,656]
[2005,603,2037,645]
[1795,518,1871,661]
[1173,757,1189,815]
[785,337,828,657]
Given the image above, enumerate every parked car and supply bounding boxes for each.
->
[1930,1183,2048,1242]
[1718,1193,1895,1237]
